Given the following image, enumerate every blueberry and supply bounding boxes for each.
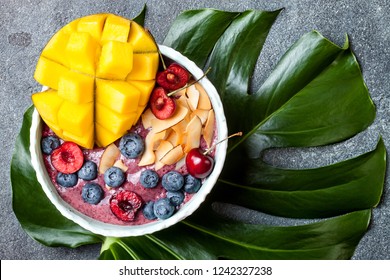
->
[104,166,125,187]
[41,136,60,155]
[81,183,104,204]
[166,191,185,206]
[143,201,157,220]
[153,198,175,220]
[77,160,98,181]
[119,132,144,159]
[162,171,184,191]
[56,172,78,188]
[140,169,159,188]
[183,174,202,193]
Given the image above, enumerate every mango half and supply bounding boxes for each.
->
[32,13,159,148]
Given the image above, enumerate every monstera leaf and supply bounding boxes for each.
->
[11,7,386,260]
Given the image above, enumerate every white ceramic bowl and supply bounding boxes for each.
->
[29,45,228,237]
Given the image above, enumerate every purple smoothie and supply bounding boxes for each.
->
[41,119,216,226]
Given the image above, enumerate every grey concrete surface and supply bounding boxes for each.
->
[1,0,389,259]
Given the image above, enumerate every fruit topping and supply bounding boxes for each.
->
[140,169,159,188]
[32,13,159,149]
[162,171,184,191]
[149,87,176,120]
[81,183,104,204]
[185,148,214,179]
[104,166,125,188]
[183,174,201,193]
[77,160,98,181]
[166,190,185,206]
[143,201,157,220]
[110,190,142,222]
[119,132,144,159]
[139,69,214,169]
[56,172,78,188]
[51,141,84,174]
[186,132,242,178]
[41,136,61,155]
[153,198,175,220]
[156,63,190,91]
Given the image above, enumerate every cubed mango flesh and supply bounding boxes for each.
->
[34,57,69,90]
[66,32,99,75]
[58,71,95,104]
[62,124,94,149]
[126,53,159,81]
[58,101,94,137]
[101,14,130,43]
[31,89,63,125]
[128,21,157,52]
[95,122,124,148]
[77,14,107,41]
[42,32,70,66]
[96,41,133,80]
[128,80,156,106]
[95,102,136,135]
[95,80,140,114]
[32,13,159,148]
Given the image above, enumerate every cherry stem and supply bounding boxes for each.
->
[203,132,243,155]
[167,67,212,97]
[146,29,167,70]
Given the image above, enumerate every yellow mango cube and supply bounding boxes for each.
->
[31,89,63,125]
[126,52,159,81]
[77,14,107,41]
[58,101,94,137]
[95,80,140,114]
[61,18,80,34]
[95,122,124,148]
[41,19,80,67]
[128,21,157,52]
[34,57,69,90]
[42,33,70,67]
[127,80,155,106]
[58,71,94,104]
[66,32,99,76]
[95,102,136,135]
[101,14,130,43]
[62,124,94,149]
[42,118,64,138]
[96,41,133,80]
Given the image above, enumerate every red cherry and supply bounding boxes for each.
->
[185,132,243,179]
[186,148,215,179]
[157,63,190,91]
[51,141,84,174]
[149,87,176,120]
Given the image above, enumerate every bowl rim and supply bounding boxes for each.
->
[29,45,228,237]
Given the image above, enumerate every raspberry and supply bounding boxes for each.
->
[110,190,143,222]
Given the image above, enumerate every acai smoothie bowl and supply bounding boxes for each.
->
[29,13,227,237]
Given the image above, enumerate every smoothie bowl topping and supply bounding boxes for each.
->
[29,13,227,237]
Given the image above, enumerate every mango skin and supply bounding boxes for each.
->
[32,13,159,148]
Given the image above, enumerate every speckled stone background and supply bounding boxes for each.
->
[1,0,389,259]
